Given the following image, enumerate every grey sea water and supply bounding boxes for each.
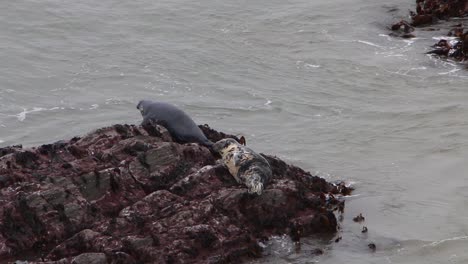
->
[2,0,468,263]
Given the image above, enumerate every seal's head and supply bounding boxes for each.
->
[212,138,239,155]
[136,100,150,115]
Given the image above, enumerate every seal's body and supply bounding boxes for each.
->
[137,100,213,147]
[212,138,272,195]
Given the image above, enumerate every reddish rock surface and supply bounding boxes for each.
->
[391,0,468,61]
[0,123,350,264]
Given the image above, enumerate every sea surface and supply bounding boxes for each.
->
[2,0,468,263]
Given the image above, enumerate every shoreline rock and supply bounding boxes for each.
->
[0,123,350,263]
[390,0,468,61]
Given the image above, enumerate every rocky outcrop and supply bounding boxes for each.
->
[0,123,350,264]
[390,0,468,61]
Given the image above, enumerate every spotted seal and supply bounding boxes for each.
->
[212,138,272,195]
[137,100,213,147]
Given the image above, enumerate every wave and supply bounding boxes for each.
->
[16,107,47,122]
[9,104,104,122]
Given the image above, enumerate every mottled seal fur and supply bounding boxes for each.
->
[137,100,213,147]
[212,138,272,195]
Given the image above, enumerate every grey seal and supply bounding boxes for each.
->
[137,100,213,147]
[212,138,272,195]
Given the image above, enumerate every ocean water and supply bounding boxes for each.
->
[2,0,468,263]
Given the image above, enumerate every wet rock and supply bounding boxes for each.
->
[391,0,468,62]
[0,145,22,158]
[71,252,107,264]
[411,14,433,27]
[184,224,217,248]
[78,172,107,201]
[401,33,416,38]
[109,251,137,264]
[144,143,181,172]
[0,123,351,263]
[47,229,119,260]
[199,124,243,143]
[14,151,39,169]
[362,226,368,233]
[123,236,153,251]
[390,20,415,38]
[353,213,365,223]
[311,248,324,255]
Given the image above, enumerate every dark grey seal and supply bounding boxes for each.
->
[137,100,213,147]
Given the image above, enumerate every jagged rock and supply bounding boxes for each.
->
[71,253,107,264]
[0,123,350,263]
[391,0,468,61]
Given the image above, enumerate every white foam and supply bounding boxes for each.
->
[384,54,405,57]
[410,66,427,71]
[438,68,460,75]
[357,40,384,48]
[16,107,46,122]
[432,36,458,41]
[403,39,415,46]
[344,193,362,198]
[424,236,468,247]
[378,34,393,41]
[12,106,87,122]
[0,89,15,94]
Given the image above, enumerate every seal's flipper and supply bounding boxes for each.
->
[246,173,264,195]
[239,136,246,146]
[141,118,168,128]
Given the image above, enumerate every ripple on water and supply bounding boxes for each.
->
[16,107,47,121]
